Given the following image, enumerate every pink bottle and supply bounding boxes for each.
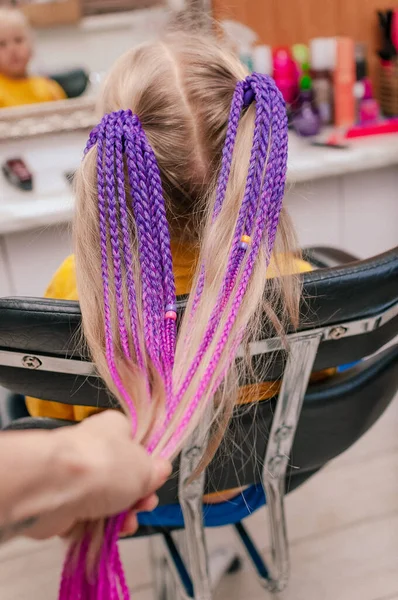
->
[272,47,299,105]
[359,79,380,124]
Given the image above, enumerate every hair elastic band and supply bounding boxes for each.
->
[243,87,255,107]
[165,311,177,321]
[240,234,252,249]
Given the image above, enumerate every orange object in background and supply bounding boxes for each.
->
[21,0,81,28]
[334,37,356,128]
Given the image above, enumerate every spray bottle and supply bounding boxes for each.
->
[221,20,257,71]
[310,37,336,125]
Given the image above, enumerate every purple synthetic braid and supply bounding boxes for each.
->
[149,74,287,456]
[148,75,277,452]
[162,75,288,456]
[60,110,176,600]
[84,119,138,428]
[104,115,131,359]
[60,73,288,598]
[124,131,173,379]
[189,81,245,318]
[188,76,267,328]
[114,112,144,369]
[141,135,177,390]
[124,133,160,360]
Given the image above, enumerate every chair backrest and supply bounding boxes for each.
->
[50,68,90,99]
[0,247,397,500]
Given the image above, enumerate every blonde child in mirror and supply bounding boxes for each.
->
[0,6,66,108]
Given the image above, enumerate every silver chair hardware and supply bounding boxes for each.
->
[274,425,293,442]
[328,326,348,340]
[267,454,286,477]
[22,355,42,369]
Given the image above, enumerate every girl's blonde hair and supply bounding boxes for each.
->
[65,29,302,599]
[74,31,301,460]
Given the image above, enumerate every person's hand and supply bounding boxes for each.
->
[24,411,171,540]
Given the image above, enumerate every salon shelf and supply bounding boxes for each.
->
[0,129,397,297]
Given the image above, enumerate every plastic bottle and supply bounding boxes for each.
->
[353,42,380,124]
[310,37,336,125]
[292,44,310,73]
[353,42,367,122]
[221,20,257,72]
[252,45,272,75]
[292,74,321,137]
[272,47,299,106]
[334,37,356,128]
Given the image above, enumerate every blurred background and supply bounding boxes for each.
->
[0,0,397,300]
[0,3,397,600]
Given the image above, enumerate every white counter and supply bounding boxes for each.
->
[1,130,398,236]
[0,129,397,296]
[0,132,80,236]
[288,132,398,182]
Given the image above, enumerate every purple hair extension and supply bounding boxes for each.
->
[189,81,245,319]
[60,108,179,598]
[124,132,170,380]
[148,75,278,453]
[104,115,131,359]
[141,135,177,390]
[161,75,288,457]
[60,73,288,599]
[113,112,145,370]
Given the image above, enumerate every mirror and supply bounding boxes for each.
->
[0,0,191,136]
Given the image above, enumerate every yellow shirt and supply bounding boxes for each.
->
[0,72,66,108]
[26,245,316,421]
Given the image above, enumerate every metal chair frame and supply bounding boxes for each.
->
[0,302,397,599]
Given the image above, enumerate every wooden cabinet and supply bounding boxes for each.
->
[213,0,388,91]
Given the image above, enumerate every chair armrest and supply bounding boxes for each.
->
[303,246,360,269]
[3,417,74,431]
[2,394,29,429]
[50,68,89,99]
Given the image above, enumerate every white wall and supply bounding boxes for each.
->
[0,241,12,296]
[1,122,397,296]
[3,225,72,297]
[341,166,398,258]
[31,8,169,80]
[3,166,398,297]
[285,166,398,258]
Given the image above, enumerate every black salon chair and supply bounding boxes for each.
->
[0,246,397,599]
